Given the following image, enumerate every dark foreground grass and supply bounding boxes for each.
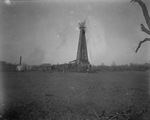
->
[1,71,150,120]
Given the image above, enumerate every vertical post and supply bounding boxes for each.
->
[20,56,22,65]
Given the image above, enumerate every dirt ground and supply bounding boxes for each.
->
[1,71,150,120]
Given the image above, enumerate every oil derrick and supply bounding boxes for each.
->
[69,20,91,72]
[76,20,89,65]
[76,20,90,71]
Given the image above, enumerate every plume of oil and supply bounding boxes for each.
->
[86,16,107,65]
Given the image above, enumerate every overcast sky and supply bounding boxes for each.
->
[0,0,150,65]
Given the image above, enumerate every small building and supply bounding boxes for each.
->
[39,63,51,72]
[0,61,6,71]
[16,64,26,72]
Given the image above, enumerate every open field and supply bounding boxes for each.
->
[1,71,150,120]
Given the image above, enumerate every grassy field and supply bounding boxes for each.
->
[1,71,150,120]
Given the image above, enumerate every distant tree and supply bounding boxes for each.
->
[130,0,150,52]
[111,61,116,67]
[101,62,105,66]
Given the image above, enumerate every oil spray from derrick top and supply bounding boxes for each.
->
[86,16,107,65]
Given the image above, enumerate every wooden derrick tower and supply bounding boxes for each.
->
[76,20,90,66]
[69,20,91,72]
